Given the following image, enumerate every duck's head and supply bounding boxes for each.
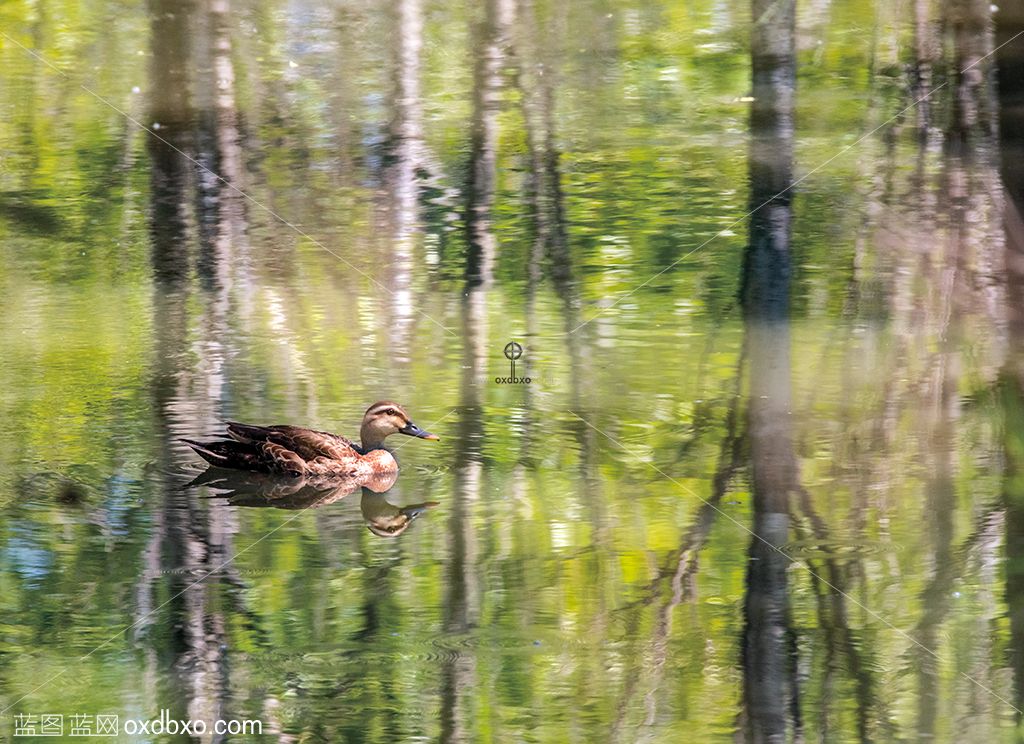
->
[360,401,440,450]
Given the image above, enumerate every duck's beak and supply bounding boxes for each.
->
[401,501,441,519]
[399,420,440,440]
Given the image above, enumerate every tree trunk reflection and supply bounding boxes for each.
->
[464,0,512,288]
[440,290,486,742]
[382,0,426,356]
[739,0,799,740]
[148,0,193,285]
[998,0,1024,724]
[144,1,250,736]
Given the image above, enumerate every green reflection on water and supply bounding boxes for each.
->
[1,0,1023,741]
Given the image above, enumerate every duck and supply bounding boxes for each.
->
[182,401,438,477]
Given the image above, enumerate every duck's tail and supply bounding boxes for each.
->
[181,438,262,469]
[181,438,229,466]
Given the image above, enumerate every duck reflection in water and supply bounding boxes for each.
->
[360,489,439,537]
[188,468,438,536]
[189,467,397,508]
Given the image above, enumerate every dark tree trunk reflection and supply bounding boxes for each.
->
[515,0,569,288]
[464,0,511,288]
[148,0,194,285]
[445,8,506,727]
[739,0,800,741]
[439,292,486,743]
[948,0,996,144]
[193,0,246,293]
[514,0,586,457]
[998,0,1024,722]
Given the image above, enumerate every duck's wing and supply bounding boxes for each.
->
[258,441,309,476]
[225,423,358,461]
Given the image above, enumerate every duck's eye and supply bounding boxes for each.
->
[385,408,397,416]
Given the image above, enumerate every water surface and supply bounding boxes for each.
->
[2,0,1024,741]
